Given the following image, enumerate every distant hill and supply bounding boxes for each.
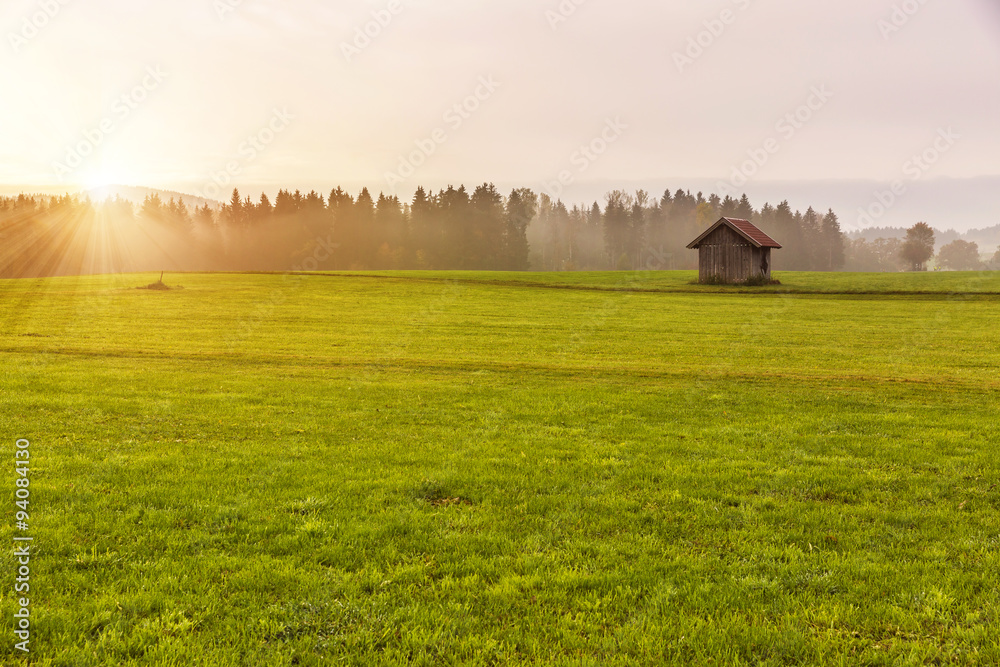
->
[0,184,223,210]
[81,185,223,210]
[966,224,1000,250]
[848,224,1000,253]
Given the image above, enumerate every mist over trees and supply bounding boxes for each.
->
[936,240,983,271]
[0,186,539,277]
[843,237,906,272]
[2,185,993,279]
[531,189,847,272]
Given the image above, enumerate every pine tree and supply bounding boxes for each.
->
[821,209,845,271]
[374,193,405,268]
[243,196,255,225]
[471,183,505,269]
[173,197,194,234]
[274,189,297,217]
[439,186,470,268]
[354,188,376,266]
[504,188,537,271]
[140,193,165,223]
[772,201,802,270]
[736,194,754,221]
[409,187,436,268]
[801,207,822,270]
[628,191,649,268]
[720,195,739,218]
[194,204,216,227]
[256,193,273,224]
[226,188,243,228]
[548,200,570,270]
[328,187,353,269]
[603,190,632,268]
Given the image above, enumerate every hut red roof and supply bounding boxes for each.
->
[686,218,782,249]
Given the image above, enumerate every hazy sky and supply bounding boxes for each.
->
[2,0,999,222]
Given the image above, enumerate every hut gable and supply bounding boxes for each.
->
[687,218,781,284]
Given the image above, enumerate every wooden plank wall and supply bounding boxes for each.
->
[698,225,770,283]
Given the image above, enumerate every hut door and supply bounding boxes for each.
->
[760,252,769,276]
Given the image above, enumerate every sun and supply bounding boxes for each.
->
[78,166,131,193]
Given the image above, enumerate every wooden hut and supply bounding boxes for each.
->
[687,217,781,284]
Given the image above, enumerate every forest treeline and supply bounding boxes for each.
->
[530,189,845,272]
[2,186,996,278]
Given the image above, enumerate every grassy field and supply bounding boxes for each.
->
[1,270,999,665]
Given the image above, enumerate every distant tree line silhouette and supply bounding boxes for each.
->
[3,186,996,278]
[530,189,847,272]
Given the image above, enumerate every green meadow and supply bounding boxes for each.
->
[1,270,998,666]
